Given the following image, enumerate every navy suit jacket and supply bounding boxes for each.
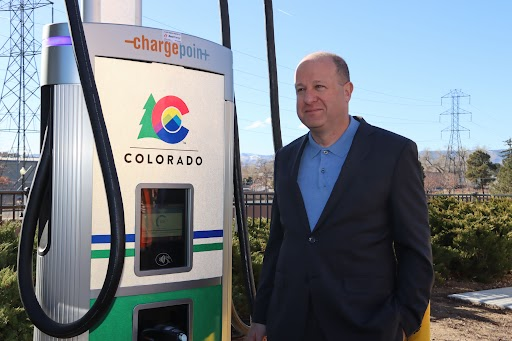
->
[252,117,434,341]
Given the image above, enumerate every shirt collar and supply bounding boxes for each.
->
[304,116,360,159]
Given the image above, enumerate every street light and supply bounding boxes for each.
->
[19,167,27,217]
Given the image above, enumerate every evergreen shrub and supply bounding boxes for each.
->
[232,198,512,319]
[232,218,270,322]
[0,221,32,340]
[429,197,512,282]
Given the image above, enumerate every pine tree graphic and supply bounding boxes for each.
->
[138,94,159,139]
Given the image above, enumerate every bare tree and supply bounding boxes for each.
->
[424,172,445,194]
[420,149,447,173]
[255,159,274,191]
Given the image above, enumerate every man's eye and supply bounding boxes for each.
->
[296,88,305,93]
[315,85,325,90]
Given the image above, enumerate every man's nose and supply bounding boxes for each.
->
[303,90,317,104]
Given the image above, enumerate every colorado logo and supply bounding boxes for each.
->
[138,94,189,144]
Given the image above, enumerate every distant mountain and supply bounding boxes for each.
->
[488,150,505,164]
[419,149,505,164]
[240,153,274,165]
[242,150,507,166]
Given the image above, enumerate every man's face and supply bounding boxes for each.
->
[294,57,353,136]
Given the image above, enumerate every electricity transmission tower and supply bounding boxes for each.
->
[0,0,52,189]
[440,89,471,186]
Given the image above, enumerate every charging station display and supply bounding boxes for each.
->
[136,185,192,275]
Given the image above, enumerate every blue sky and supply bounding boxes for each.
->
[1,0,511,156]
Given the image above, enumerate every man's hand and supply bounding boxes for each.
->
[246,322,267,341]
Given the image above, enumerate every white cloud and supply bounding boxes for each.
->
[246,120,267,129]
[246,117,272,130]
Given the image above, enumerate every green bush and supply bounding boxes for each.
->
[232,218,270,322]
[0,267,32,340]
[0,221,20,270]
[429,197,512,282]
[232,198,512,318]
[0,221,32,340]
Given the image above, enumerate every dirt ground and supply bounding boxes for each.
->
[431,273,512,341]
[233,273,512,340]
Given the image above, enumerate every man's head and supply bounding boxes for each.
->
[294,52,353,145]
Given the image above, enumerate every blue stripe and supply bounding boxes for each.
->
[91,230,223,244]
[92,234,135,244]
[194,230,223,239]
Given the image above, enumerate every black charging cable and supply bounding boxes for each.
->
[17,0,125,337]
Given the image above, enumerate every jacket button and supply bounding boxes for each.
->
[308,236,317,244]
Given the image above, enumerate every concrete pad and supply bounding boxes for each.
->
[448,287,512,309]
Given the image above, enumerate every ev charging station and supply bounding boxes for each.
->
[34,8,234,341]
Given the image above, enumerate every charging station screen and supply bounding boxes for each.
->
[139,188,189,272]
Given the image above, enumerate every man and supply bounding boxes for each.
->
[246,52,433,341]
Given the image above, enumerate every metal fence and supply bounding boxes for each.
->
[427,193,512,202]
[241,191,274,219]
[3,190,511,224]
[237,192,512,220]
[0,190,25,224]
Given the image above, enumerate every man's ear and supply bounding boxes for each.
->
[344,81,354,102]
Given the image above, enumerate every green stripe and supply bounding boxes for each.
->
[91,249,135,259]
[91,243,223,259]
[193,242,223,252]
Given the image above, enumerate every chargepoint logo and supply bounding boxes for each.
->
[138,94,189,144]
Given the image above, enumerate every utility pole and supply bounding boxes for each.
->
[440,89,471,187]
[0,0,52,189]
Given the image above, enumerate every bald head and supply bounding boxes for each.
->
[294,51,354,146]
[298,52,350,84]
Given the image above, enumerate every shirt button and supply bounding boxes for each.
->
[308,237,317,244]
[321,168,325,173]
[323,150,329,154]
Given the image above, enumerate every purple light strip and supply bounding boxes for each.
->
[43,36,72,47]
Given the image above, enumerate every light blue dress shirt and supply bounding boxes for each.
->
[297,116,360,231]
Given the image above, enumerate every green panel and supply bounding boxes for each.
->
[89,285,222,341]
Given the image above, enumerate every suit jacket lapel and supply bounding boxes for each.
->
[290,135,311,233]
[314,118,375,231]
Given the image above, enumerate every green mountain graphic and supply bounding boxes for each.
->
[138,94,159,139]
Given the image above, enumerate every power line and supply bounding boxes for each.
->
[142,14,297,71]
[238,117,306,133]
[352,111,440,124]
[235,99,296,112]
[234,68,295,86]
[237,81,442,107]
[356,87,438,103]
[351,96,440,107]
[235,82,296,100]
[236,68,440,106]
[141,13,445,111]
[237,100,441,125]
